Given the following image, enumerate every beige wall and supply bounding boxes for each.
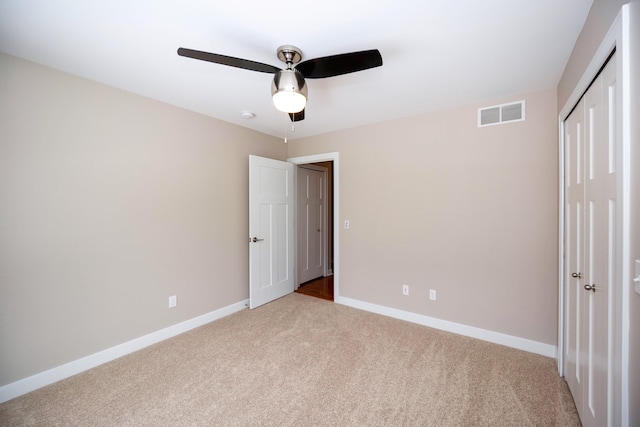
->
[557,0,639,424]
[288,89,559,345]
[0,53,286,386]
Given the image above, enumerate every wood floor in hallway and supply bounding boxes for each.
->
[295,275,333,301]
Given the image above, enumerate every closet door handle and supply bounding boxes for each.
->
[250,237,264,243]
[571,272,582,279]
[584,284,596,292]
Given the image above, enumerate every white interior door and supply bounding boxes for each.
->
[297,165,326,284]
[564,54,616,427]
[249,155,294,309]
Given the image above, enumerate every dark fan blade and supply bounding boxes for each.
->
[288,109,305,122]
[296,49,382,79]
[177,48,281,74]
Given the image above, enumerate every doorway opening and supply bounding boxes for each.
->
[288,152,340,302]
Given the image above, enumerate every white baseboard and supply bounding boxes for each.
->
[335,296,556,358]
[0,299,249,404]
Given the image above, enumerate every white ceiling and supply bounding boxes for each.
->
[0,0,593,140]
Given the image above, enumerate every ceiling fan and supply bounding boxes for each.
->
[177,45,383,122]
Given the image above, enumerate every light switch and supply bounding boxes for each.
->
[635,260,640,295]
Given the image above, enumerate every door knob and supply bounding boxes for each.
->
[584,284,596,292]
[250,237,264,243]
[571,272,582,279]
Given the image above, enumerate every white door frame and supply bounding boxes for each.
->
[557,6,630,426]
[289,152,340,302]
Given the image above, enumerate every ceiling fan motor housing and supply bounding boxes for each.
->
[271,69,307,113]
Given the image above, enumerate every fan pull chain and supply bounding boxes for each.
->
[284,119,288,143]
[283,119,296,144]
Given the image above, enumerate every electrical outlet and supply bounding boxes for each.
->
[429,289,436,301]
[168,295,177,308]
[344,220,350,229]
[402,284,409,295]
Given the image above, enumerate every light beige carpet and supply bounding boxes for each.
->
[0,293,580,426]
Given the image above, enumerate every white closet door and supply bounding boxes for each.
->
[564,53,616,427]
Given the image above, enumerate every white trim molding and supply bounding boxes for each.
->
[0,299,249,404]
[338,296,556,358]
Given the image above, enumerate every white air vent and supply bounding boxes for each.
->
[478,100,525,127]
